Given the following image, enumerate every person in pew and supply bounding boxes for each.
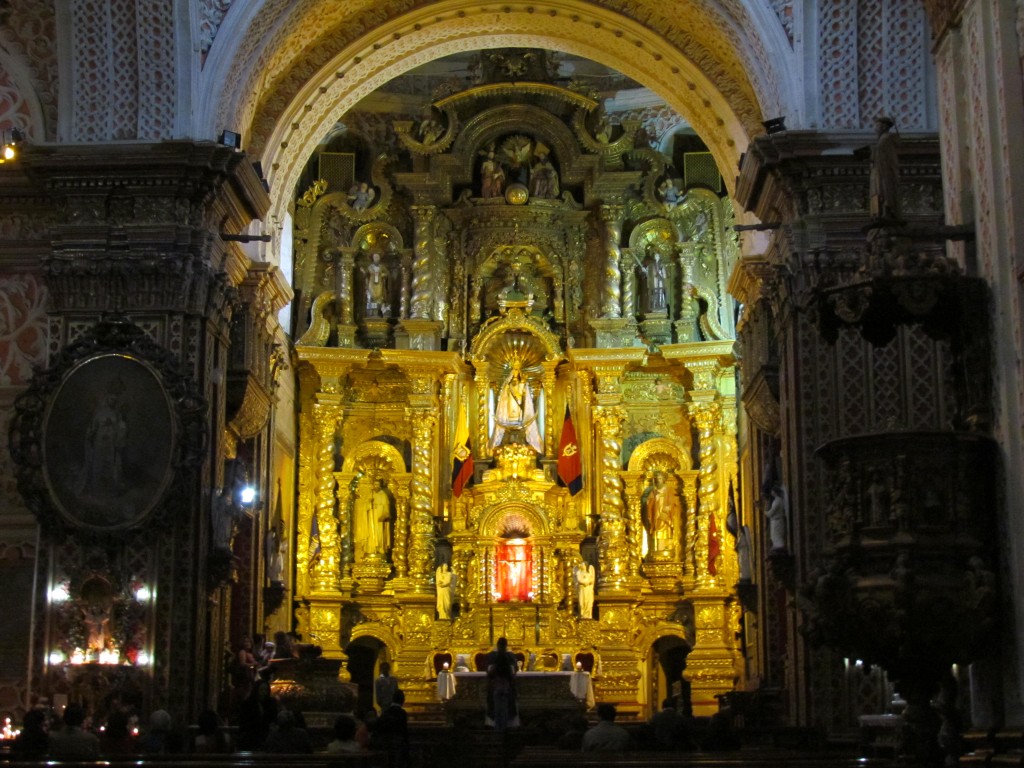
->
[581,703,631,752]
[326,714,364,753]
[556,714,590,750]
[701,710,741,752]
[100,709,138,755]
[48,703,100,760]
[648,698,696,751]
[236,678,279,749]
[141,709,184,754]
[192,709,233,753]
[11,708,50,758]
[369,688,409,768]
[261,708,313,754]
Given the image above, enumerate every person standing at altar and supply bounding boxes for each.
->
[490,363,542,454]
[486,637,519,730]
[374,662,399,713]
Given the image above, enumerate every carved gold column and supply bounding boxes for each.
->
[399,251,412,319]
[681,472,699,591]
[692,402,722,589]
[475,367,490,459]
[621,472,644,579]
[391,481,411,579]
[310,403,341,593]
[621,248,635,319]
[594,404,628,591]
[410,206,435,320]
[406,407,437,591]
[599,205,623,319]
[542,364,557,457]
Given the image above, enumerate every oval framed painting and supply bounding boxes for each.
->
[41,353,177,531]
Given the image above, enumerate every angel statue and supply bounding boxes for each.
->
[347,181,376,211]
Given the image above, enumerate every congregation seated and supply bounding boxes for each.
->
[11,709,50,759]
[261,709,313,754]
[648,698,696,751]
[141,709,184,754]
[325,714,363,754]
[48,703,100,760]
[192,709,233,754]
[581,703,631,753]
[99,710,139,756]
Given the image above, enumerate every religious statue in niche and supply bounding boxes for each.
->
[354,476,392,559]
[576,561,595,619]
[479,144,506,198]
[643,248,669,314]
[364,252,390,317]
[211,486,241,552]
[765,483,789,552]
[870,115,900,222]
[643,471,681,555]
[490,363,543,454]
[436,563,454,619]
[496,539,531,602]
[528,144,559,199]
[658,178,682,209]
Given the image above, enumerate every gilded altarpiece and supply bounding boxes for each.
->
[291,66,743,717]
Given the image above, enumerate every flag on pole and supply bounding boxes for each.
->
[451,400,474,497]
[708,511,721,576]
[308,508,322,566]
[557,405,583,495]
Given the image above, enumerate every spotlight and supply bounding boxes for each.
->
[763,116,787,134]
[239,485,257,506]
[218,130,242,150]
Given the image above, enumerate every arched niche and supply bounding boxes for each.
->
[627,436,692,473]
[341,439,407,475]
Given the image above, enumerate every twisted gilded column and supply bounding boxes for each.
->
[407,408,438,590]
[475,368,490,458]
[392,482,411,579]
[399,252,412,319]
[622,475,644,578]
[692,402,722,588]
[599,205,623,318]
[339,252,355,325]
[621,250,635,318]
[410,206,436,319]
[310,404,341,593]
[543,366,557,456]
[594,405,627,590]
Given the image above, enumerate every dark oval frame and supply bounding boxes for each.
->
[9,315,207,540]
[41,353,177,531]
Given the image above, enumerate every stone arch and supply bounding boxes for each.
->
[196,1,797,239]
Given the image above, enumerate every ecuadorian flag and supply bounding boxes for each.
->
[451,400,474,497]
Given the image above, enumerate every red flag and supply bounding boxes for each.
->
[557,406,583,495]
[708,512,721,576]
